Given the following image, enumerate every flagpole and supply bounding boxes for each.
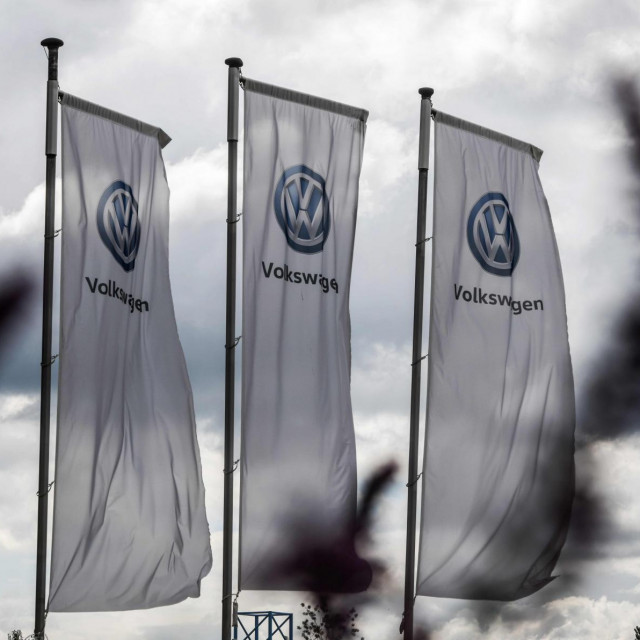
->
[35,36,63,640]
[403,86,433,640]
[222,55,243,640]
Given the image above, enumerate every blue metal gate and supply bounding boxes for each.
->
[234,610,293,640]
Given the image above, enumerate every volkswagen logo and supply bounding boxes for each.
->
[467,192,520,276]
[274,165,330,254]
[97,181,141,272]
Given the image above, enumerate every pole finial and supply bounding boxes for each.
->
[419,87,434,99]
[41,38,64,49]
[225,57,243,68]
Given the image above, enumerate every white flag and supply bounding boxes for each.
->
[49,94,212,611]
[417,112,575,600]
[240,79,367,590]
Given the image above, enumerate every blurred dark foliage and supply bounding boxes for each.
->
[615,80,640,176]
[578,78,640,446]
[270,462,397,639]
[0,271,34,356]
[272,461,397,595]
[354,462,398,544]
[579,296,640,443]
[563,77,640,564]
[297,602,363,640]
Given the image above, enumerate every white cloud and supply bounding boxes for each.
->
[0,183,46,240]
[0,394,40,554]
[418,596,640,640]
[166,145,228,224]
[353,341,411,415]
[359,119,415,219]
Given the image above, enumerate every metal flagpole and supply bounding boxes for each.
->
[402,86,434,640]
[35,36,63,640]
[222,55,243,640]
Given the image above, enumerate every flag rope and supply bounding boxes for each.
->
[36,481,54,497]
[406,472,423,488]
[411,354,428,367]
[224,459,240,475]
[40,354,58,368]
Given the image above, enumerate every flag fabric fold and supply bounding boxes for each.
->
[48,93,212,612]
[240,79,367,590]
[416,111,575,601]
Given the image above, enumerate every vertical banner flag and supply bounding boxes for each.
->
[240,79,368,590]
[417,112,575,600]
[49,94,212,611]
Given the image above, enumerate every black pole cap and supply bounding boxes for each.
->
[41,38,64,49]
[419,87,434,99]
[225,57,243,68]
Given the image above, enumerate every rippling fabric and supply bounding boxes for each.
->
[49,96,211,611]
[240,82,367,590]
[416,112,575,600]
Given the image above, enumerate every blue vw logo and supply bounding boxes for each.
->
[467,192,520,276]
[97,181,141,272]
[274,165,330,254]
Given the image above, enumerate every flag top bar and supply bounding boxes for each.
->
[242,77,369,123]
[434,110,543,162]
[59,91,171,148]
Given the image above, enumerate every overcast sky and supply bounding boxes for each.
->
[2,0,640,638]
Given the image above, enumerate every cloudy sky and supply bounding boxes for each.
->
[2,0,640,638]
